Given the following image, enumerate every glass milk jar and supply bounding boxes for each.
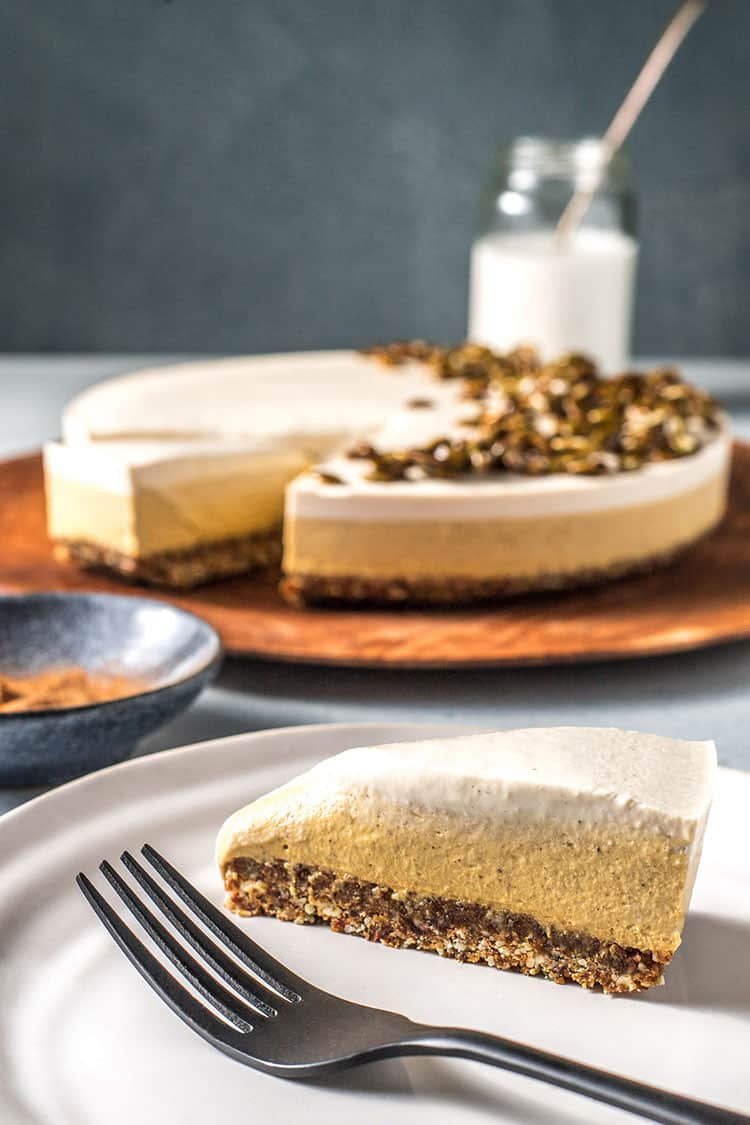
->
[468,137,638,373]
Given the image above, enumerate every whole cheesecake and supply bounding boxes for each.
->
[217,726,716,992]
[282,364,730,605]
[46,345,731,598]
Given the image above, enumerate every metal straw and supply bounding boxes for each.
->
[556,0,707,244]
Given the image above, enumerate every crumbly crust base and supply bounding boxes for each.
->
[223,858,669,993]
[279,545,684,607]
[54,529,281,589]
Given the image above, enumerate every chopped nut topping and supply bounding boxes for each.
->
[356,341,722,481]
[346,441,378,461]
[359,339,440,366]
[314,471,345,485]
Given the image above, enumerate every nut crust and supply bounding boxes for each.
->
[223,857,669,993]
[279,544,686,607]
[55,528,281,589]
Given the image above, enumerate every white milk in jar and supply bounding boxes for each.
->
[468,138,638,372]
[468,228,638,373]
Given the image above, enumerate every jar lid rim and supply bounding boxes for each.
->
[501,136,628,174]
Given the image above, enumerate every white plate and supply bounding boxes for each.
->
[1,723,749,1124]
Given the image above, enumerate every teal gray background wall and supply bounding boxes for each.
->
[3,1,748,355]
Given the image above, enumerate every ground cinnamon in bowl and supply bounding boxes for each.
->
[0,667,143,713]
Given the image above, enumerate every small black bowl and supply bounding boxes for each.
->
[0,593,223,786]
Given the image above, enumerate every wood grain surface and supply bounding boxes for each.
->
[2,449,749,668]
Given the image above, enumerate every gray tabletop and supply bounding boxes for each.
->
[2,355,750,815]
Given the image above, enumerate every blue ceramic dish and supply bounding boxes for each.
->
[0,593,223,786]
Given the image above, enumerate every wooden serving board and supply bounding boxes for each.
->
[2,450,750,668]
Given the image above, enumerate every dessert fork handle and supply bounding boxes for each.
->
[401,1026,748,1124]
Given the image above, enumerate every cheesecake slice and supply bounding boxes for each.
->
[217,727,715,993]
[48,351,432,588]
[44,439,306,587]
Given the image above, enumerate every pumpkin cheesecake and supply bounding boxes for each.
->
[46,352,431,588]
[43,438,304,587]
[282,420,730,605]
[217,726,716,993]
[47,346,730,596]
[282,349,730,605]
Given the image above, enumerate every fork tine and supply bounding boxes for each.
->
[121,851,278,1018]
[99,861,256,1033]
[76,873,244,1048]
[142,844,304,1002]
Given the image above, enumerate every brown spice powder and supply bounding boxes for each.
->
[0,666,143,713]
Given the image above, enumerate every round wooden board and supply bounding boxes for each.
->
[2,450,750,668]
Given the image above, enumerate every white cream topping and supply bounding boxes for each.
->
[288,425,731,522]
[305,728,715,824]
[57,351,730,521]
[217,726,716,866]
[44,439,307,495]
[61,352,432,447]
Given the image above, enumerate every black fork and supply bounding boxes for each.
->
[77,847,748,1124]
